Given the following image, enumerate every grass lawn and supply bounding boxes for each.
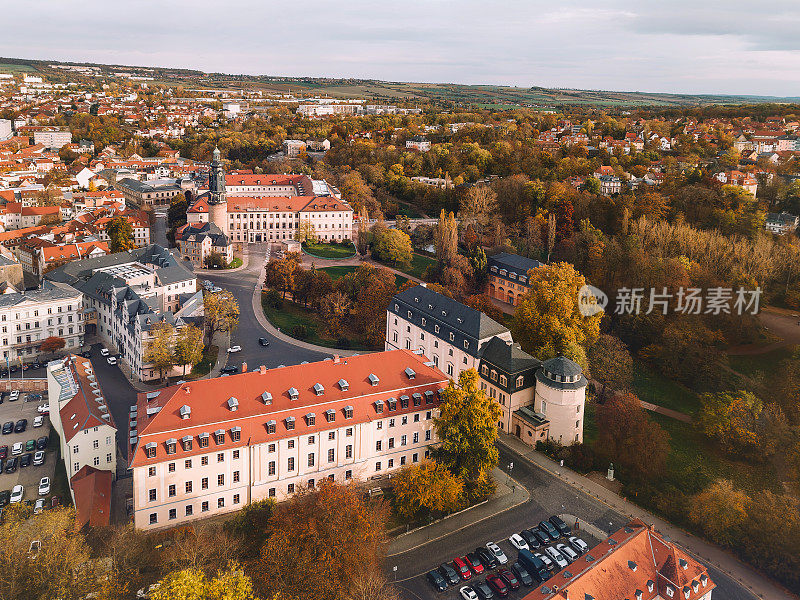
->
[375,253,436,280]
[728,345,795,379]
[631,359,701,416]
[188,345,219,379]
[261,292,373,350]
[302,241,356,259]
[321,265,408,288]
[227,257,243,269]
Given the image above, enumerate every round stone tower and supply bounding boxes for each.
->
[534,356,587,444]
[207,147,228,236]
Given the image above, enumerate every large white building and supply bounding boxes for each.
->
[386,284,587,446]
[129,350,447,529]
[0,119,11,142]
[33,129,72,149]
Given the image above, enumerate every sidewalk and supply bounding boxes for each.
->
[497,433,795,600]
[387,467,529,557]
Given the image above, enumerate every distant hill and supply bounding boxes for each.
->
[4,55,800,108]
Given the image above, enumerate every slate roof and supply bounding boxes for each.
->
[481,337,541,374]
[488,252,543,280]
[0,279,80,310]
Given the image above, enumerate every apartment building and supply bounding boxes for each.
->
[174,221,232,268]
[116,178,184,207]
[33,129,72,149]
[0,280,84,363]
[486,252,542,307]
[129,350,447,529]
[45,245,198,380]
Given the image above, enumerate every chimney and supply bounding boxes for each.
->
[333,355,340,364]
[259,365,267,374]
[241,362,247,373]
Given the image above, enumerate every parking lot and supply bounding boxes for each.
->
[0,391,55,505]
[397,515,601,600]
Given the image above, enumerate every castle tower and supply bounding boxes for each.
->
[534,357,587,444]
[207,147,228,236]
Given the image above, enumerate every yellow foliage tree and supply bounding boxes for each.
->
[392,460,464,521]
[689,479,750,545]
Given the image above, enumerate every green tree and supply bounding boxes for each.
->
[511,262,601,369]
[372,228,412,268]
[392,460,464,521]
[173,324,204,376]
[433,369,501,481]
[144,321,176,381]
[106,216,135,253]
[203,251,226,269]
[696,390,762,455]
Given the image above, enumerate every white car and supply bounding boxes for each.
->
[227,345,242,353]
[107,357,117,365]
[100,348,110,357]
[11,442,22,456]
[10,484,23,503]
[33,451,44,466]
[36,404,49,414]
[485,541,508,565]
[545,546,569,570]
[568,536,589,555]
[535,552,553,570]
[38,477,50,496]
[459,586,478,600]
[33,416,44,428]
[556,543,579,563]
[33,498,45,514]
[508,533,529,551]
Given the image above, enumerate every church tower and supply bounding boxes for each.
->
[208,147,228,236]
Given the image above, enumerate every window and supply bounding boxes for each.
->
[500,375,507,387]
[231,428,241,442]
[233,450,240,459]
[268,460,276,475]
[233,494,240,504]
[401,435,407,446]
[481,364,489,376]
[375,461,381,471]
[198,434,209,448]
[148,466,156,477]
[413,432,419,443]
[377,420,383,430]
[93,439,99,449]
[148,489,156,502]
[185,481,193,493]
[413,453,419,462]
[346,444,353,459]
[214,431,225,444]
[426,411,432,420]
[388,459,394,468]
[541,400,547,414]
[201,456,209,466]
[516,375,524,388]
[402,416,408,425]
[328,448,335,462]
[414,413,420,422]
[447,363,454,376]
[168,484,176,497]
[376,440,382,451]
[346,427,353,437]
[308,453,315,467]
[202,501,209,512]
[268,443,276,452]
[168,462,176,473]
[202,477,209,490]
[389,418,395,428]
[308,435,315,444]
[218,474,225,486]
[269,488,276,498]
[288,483,295,494]
[345,469,352,480]
[149,513,158,525]
[328,432,335,440]
[145,445,155,458]
[288,457,295,471]
[218,498,225,508]
[425,430,431,441]
[233,470,240,483]
[169,508,177,520]
[185,505,193,516]
[217,452,224,462]
[288,440,295,449]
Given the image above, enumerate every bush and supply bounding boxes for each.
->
[291,324,309,340]
[336,337,351,349]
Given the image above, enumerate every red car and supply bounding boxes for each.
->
[487,574,509,597]
[453,557,471,580]
[497,568,520,590]
[465,553,484,575]
[0,446,7,460]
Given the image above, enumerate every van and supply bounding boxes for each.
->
[517,549,551,583]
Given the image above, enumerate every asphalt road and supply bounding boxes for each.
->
[394,446,757,600]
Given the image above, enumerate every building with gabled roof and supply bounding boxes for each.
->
[71,465,113,529]
[129,349,447,529]
[174,221,232,268]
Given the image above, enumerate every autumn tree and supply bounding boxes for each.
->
[459,186,497,238]
[587,334,633,401]
[144,321,176,381]
[106,216,135,253]
[372,228,412,268]
[595,392,669,481]
[320,291,352,338]
[150,565,259,600]
[295,219,318,243]
[696,390,762,455]
[434,369,501,482]
[256,480,387,600]
[173,324,204,376]
[39,335,66,357]
[392,460,464,521]
[203,290,240,342]
[434,209,458,272]
[203,251,226,269]
[511,262,601,369]
[689,479,750,545]
[264,253,301,299]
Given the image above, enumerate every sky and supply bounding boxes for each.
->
[4,0,800,97]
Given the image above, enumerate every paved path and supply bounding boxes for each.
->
[639,400,693,422]
[497,433,795,600]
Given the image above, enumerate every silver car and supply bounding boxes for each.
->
[544,546,569,570]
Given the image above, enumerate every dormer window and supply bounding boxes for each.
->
[634,591,643,600]
[516,375,524,388]
[388,397,397,411]
[285,416,295,430]
[407,310,412,318]
[325,409,336,423]
[214,429,225,444]
[165,439,177,454]
[463,340,469,349]
[394,304,399,311]
[481,364,489,376]
[449,332,455,341]
[181,435,192,451]
[404,367,416,379]
[665,587,674,599]
[266,420,276,434]
[679,558,689,570]
[343,406,354,419]
[434,325,440,334]
[313,383,324,396]
[374,400,384,413]
[421,317,426,326]
[288,387,299,400]
[231,426,241,442]
[198,432,209,447]
[412,393,422,406]
[145,442,157,458]
[338,379,349,391]
[179,405,191,419]
[400,395,409,409]
[700,574,708,587]
[368,373,379,386]
[628,560,637,572]
[306,413,316,426]
[490,370,498,381]
[227,397,239,411]
[424,390,434,403]
[261,391,273,404]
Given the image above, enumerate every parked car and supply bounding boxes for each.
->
[459,586,478,600]
[0,490,9,507]
[220,365,238,374]
[1,422,12,435]
[518,550,551,583]
[534,552,553,571]
[227,345,242,353]
[14,419,27,433]
[9,390,18,402]
[533,529,550,546]
[107,357,117,365]
[38,477,50,496]
[11,442,22,456]
[538,520,560,541]
[33,416,43,428]
[33,498,44,514]
[100,348,110,357]
[439,563,460,586]
[473,580,495,600]
[511,562,534,587]
[25,440,35,453]
[258,338,270,346]
[426,569,449,592]
[544,546,569,570]
[28,393,42,402]
[508,533,529,552]
[520,529,542,550]
[4,457,16,473]
[9,485,22,503]
[453,557,471,580]
[497,568,520,590]
[37,404,49,414]
[556,543,579,563]
[33,451,44,466]
[35,436,48,450]
[486,574,509,597]
[19,454,31,468]
[80,351,92,358]
[0,446,7,460]
[568,536,589,555]
[30,363,41,370]
[466,552,485,575]
[485,541,508,565]
[473,547,495,570]
[549,515,571,536]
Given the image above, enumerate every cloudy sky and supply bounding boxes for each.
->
[4,1,800,96]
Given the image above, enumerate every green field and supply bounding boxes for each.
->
[321,265,408,287]
[374,253,435,280]
[302,241,356,259]
[0,63,36,73]
[631,360,701,416]
[728,345,795,379]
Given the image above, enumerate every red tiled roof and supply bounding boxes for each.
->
[226,173,309,187]
[71,465,112,528]
[130,349,446,468]
[57,355,117,443]
[225,195,351,213]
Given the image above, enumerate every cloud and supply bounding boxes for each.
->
[1,0,800,96]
